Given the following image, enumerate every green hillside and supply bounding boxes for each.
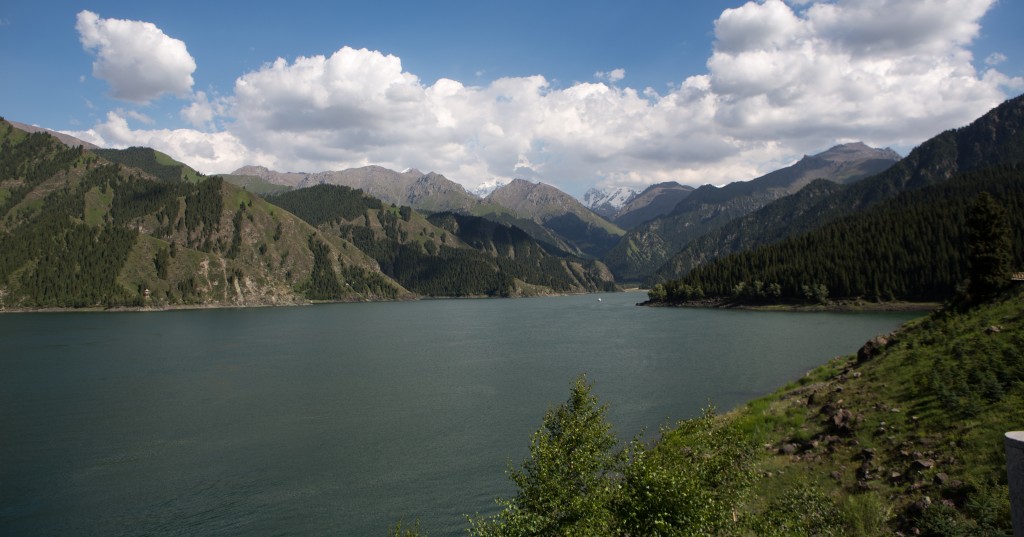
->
[269,184,617,297]
[604,144,899,282]
[470,201,583,255]
[221,173,294,195]
[728,287,1024,535]
[0,121,407,309]
[93,146,205,183]
[655,94,1024,284]
[456,287,1023,535]
[649,164,1024,305]
[481,179,626,259]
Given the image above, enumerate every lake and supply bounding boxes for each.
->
[0,292,920,536]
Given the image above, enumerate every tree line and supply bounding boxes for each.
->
[268,183,615,296]
[93,147,197,183]
[0,123,85,222]
[0,125,141,306]
[649,164,1024,304]
[651,94,1024,284]
[269,183,384,227]
[0,125,237,307]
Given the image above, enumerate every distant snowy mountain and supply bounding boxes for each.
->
[581,186,639,218]
[472,179,508,198]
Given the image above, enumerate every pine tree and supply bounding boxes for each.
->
[965,192,1012,297]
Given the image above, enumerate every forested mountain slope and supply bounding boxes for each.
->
[235,165,625,260]
[269,184,617,297]
[93,147,206,184]
[649,164,1024,304]
[610,181,694,230]
[655,94,1024,283]
[604,143,899,282]
[480,178,625,258]
[0,120,407,309]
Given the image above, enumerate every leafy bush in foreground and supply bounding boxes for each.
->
[467,376,755,536]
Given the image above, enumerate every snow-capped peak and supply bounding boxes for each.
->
[472,179,508,198]
[582,186,638,211]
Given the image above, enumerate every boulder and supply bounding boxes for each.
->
[857,334,890,363]
[855,447,877,461]
[829,408,859,436]
[911,459,935,471]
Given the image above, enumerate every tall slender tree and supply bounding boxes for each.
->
[965,192,1012,297]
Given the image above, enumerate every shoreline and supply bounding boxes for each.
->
[0,301,314,315]
[0,288,628,314]
[640,298,941,313]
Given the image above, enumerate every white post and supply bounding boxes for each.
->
[1007,432,1024,537]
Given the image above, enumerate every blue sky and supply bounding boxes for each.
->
[2,0,1022,196]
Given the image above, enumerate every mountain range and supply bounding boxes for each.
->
[476,178,625,258]
[471,178,508,198]
[2,92,1022,309]
[6,120,100,150]
[582,186,638,218]
[603,142,902,281]
[232,165,481,213]
[610,182,696,229]
[652,93,1024,286]
[229,165,628,259]
[581,182,699,231]
[0,120,617,309]
[268,183,616,297]
[226,141,903,279]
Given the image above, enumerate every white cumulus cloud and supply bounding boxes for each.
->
[180,91,227,130]
[595,68,626,83]
[76,10,196,104]
[986,52,1007,66]
[69,112,254,173]
[705,0,1014,151]
[70,0,1022,195]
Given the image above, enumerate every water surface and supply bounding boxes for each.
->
[0,292,919,535]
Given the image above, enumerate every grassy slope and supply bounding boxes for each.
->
[93,147,202,183]
[152,149,203,183]
[727,286,1023,535]
[221,173,294,195]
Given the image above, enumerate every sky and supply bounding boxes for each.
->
[1,0,1022,197]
